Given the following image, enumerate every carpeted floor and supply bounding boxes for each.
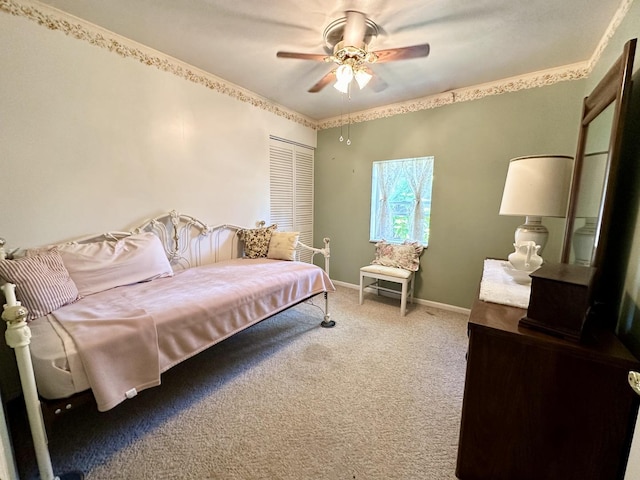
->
[14,286,469,479]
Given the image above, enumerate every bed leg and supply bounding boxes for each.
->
[320,291,335,328]
[1,284,84,480]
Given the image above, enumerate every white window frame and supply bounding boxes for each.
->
[369,156,434,246]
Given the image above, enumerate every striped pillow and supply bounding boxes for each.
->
[0,249,78,321]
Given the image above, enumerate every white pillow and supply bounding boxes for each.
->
[58,232,173,296]
[267,231,299,261]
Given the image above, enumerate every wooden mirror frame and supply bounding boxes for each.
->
[561,38,636,268]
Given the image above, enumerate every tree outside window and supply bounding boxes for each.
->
[370,157,434,246]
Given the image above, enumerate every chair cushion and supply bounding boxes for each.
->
[360,264,413,279]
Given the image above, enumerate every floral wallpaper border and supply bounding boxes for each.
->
[318,63,589,129]
[318,0,633,129]
[1,0,632,131]
[0,0,318,130]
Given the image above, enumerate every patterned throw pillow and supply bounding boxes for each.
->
[238,224,277,259]
[0,249,79,321]
[371,240,424,271]
[267,231,300,261]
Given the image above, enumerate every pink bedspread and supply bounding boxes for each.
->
[52,258,335,411]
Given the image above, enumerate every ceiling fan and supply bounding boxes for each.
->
[276,10,430,94]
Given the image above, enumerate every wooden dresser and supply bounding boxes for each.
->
[455,297,640,480]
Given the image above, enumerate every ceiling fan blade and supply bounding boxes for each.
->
[343,10,367,46]
[369,75,388,93]
[277,51,328,61]
[373,43,430,63]
[308,71,335,93]
[361,67,388,93]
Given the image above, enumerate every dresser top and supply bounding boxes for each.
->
[469,297,640,369]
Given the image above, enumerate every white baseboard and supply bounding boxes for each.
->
[331,280,471,316]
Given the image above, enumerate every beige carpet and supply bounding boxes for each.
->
[20,286,469,479]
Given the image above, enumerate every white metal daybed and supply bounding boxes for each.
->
[0,210,335,480]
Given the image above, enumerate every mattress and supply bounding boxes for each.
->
[29,313,89,400]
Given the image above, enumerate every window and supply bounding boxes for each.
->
[370,157,434,246]
[269,136,314,262]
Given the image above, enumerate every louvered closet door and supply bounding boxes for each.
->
[294,147,314,263]
[270,142,295,231]
[269,137,314,263]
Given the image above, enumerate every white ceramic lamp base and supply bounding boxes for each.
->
[514,216,548,254]
[572,218,597,266]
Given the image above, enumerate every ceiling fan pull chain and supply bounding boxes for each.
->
[346,86,352,146]
[339,92,345,142]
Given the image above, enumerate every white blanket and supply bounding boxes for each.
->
[52,258,335,411]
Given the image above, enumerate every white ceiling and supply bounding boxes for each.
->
[36,0,624,121]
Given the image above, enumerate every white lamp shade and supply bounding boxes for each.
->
[333,78,350,93]
[499,155,574,217]
[335,64,354,83]
[355,68,372,89]
[334,64,354,93]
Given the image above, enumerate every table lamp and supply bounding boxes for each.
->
[499,155,574,254]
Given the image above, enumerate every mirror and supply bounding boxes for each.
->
[567,106,612,265]
[561,38,636,268]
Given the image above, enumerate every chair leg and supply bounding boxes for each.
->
[400,279,408,316]
[409,274,415,305]
[359,273,364,305]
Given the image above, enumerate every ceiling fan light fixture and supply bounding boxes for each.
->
[355,68,372,89]
[334,78,351,93]
[335,64,354,83]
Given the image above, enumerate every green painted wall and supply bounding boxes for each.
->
[315,81,584,309]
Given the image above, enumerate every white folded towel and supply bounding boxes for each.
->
[479,259,532,309]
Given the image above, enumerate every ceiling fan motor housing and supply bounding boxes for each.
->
[323,13,380,50]
[331,41,378,65]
